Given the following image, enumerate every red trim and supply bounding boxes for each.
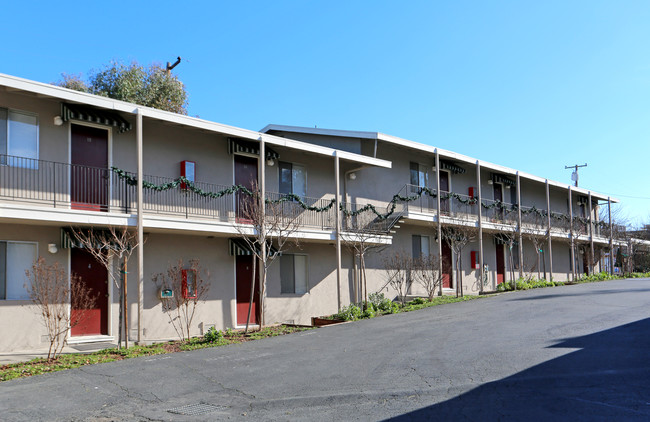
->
[180,160,196,190]
[181,269,197,299]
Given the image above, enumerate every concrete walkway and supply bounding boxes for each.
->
[0,341,116,365]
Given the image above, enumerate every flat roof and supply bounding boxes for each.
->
[261,124,618,203]
[0,73,391,169]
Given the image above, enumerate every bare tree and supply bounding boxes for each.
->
[383,252,414,306]
[26,258,95,359]
[441,225,477,297]
[152,259,210,341]
[522,212,549,280]
[412,254,443,301]
[70,226,139,348]
[234,182,303,332]
[342,229,388,309]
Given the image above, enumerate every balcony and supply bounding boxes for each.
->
[388,183,609,241]
[0,155,337,232]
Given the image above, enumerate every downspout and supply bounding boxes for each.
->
[546,180,553,280]
[476,161,484,293]
[136,108,144,345]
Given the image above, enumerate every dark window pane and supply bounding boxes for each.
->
[280,254,295,294]
[412,235,422,258]
[279,162,292,195]
[0,242,6,300]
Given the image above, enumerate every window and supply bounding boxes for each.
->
[0,241,37,300]
[280,254,309,294]
[279,161,306,198]
[412,235,430,258]
[0,108,39,167]
[410,162,428,188]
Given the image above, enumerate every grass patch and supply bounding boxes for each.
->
[495,271,650,292]
[328,293,485,322]
[0,325,311,382]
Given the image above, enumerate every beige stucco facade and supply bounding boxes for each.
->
[0,74,619,354]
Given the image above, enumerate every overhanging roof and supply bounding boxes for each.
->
[0,73,391,169]
[261,124,617,203]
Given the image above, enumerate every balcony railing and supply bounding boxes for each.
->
[0,155,337,231]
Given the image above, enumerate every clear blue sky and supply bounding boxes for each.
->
[3,1,649,225]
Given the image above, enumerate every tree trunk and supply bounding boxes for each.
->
[117,282,123,349]
[123,259,128,349]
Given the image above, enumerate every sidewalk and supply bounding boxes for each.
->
[0,341,116,365]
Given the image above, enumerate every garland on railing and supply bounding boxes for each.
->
[111,168,610,228]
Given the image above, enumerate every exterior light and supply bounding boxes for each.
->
[47,243,58,254]
[267,158,275,167]
[349,172,357,180]
[488,179,493,185]
[53,116,63,126]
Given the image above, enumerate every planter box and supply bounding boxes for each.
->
[311,317,345,327]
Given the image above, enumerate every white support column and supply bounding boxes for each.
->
[545,179,553,280]
[435,150,443,295]
[334,152,342,310]
[608,196,613,275]
[516,172,523,279]
[136,109,144,345]
[588,191,594,275]
[259,136,267,326]
[568,187,575,281]
[476,161,484,292]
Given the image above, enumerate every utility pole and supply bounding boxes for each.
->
[565,163,587,187]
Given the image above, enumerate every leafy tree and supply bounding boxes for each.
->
[56,61,188,114]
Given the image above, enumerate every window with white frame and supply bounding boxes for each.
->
[412,235,430,258]
[0,241,37,300]
[279,161,306,198]
[0,108,39,167]
[280,254,309,294]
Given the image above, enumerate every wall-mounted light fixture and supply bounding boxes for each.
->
[348,172,357,180]
[53,116,63,126]
[487,179,493,185]
[47,243,58,254]
[266,158,275,167]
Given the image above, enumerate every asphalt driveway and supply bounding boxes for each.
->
[2,278,650,421]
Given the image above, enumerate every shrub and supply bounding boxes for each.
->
[369,292,397,313]
[333,304,364,321]
[204,326,223,343]
[362,308,376,319]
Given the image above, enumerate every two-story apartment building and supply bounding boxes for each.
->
[0,73,618,354]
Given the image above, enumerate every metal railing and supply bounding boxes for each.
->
[0,154,134,212]
[265,192,336,230]
[341,199,403,233]
[481,198,518,225]
[0,155,339,230]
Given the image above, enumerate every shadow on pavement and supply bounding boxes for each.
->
[387,317,650,421]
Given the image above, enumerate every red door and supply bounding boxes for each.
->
[439,171,450,214]
[441,241,453,288]
[234,155,258,222]
[496,243,505,285]
[71,124,109,211]
[493,183,503,220]
[236,255,260,325]
[71,248,108,336]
